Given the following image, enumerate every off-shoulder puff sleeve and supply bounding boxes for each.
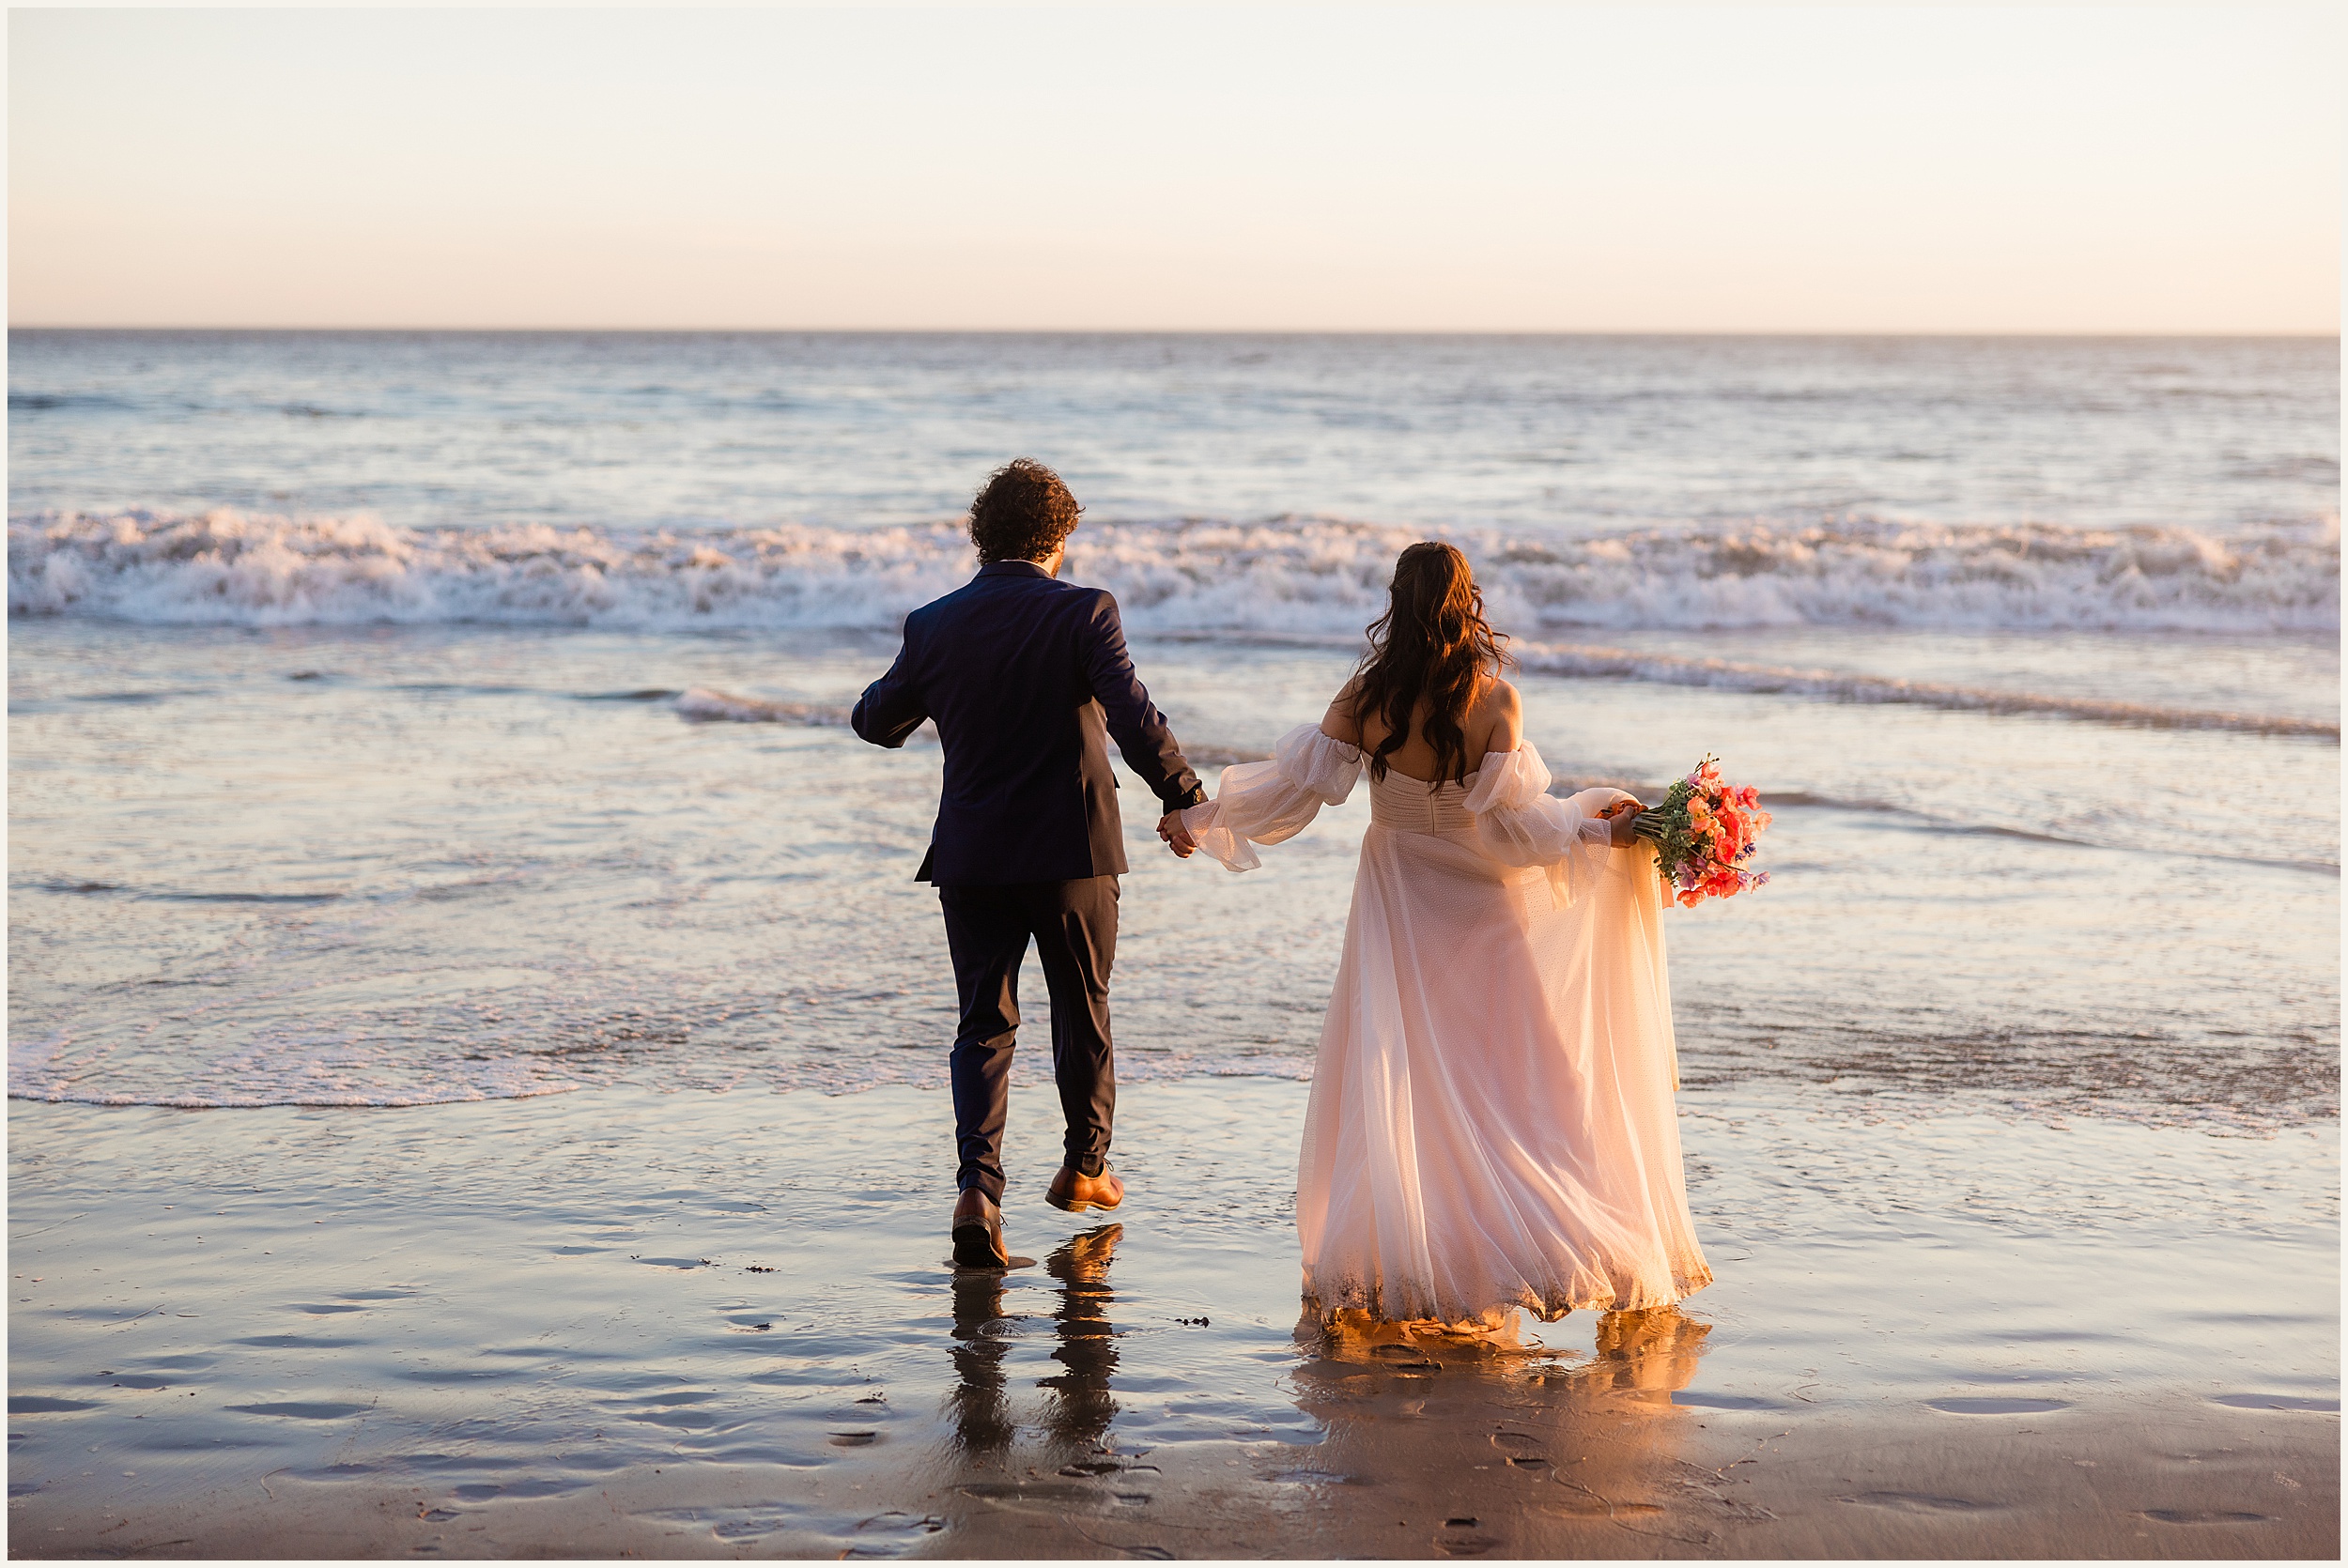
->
[1181,723,1363,872]
[1462,743,1631,907]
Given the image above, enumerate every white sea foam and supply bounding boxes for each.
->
[8,507,2338,636]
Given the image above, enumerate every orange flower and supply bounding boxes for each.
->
[1656,755,1771,908]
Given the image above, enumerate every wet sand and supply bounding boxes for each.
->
[9,1079,2338,1558]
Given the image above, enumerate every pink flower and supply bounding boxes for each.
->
[1653,755,1772,909]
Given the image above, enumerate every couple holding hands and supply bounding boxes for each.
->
[853,459,1707,1330]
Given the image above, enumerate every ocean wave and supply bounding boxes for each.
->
[8,507,2337,636]
[1513,642,2340,739]
[674,687,857,725]
[669,658,2336,746]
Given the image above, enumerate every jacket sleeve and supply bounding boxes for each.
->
[1077,591,1205,810]
[850,633,928,749]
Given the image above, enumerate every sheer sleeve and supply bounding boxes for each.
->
[1462,743,1631,907]
[1181,723,1363,872]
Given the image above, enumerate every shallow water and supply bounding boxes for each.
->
[7,1080,2334,1551]
[8,622,2336,1124]
[8,330,2340,1550]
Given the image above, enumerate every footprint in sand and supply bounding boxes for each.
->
[1925,1396,2069,1415]
[1489,1430,1550,1471]
[1837,1491,1998,1514]
[1433,1515,1504,1556]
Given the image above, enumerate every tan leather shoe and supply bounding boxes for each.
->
[950,1188,1009,1268]
[1045,1163,1124,1213]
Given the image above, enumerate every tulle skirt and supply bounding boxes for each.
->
[1296,798,1712,1326]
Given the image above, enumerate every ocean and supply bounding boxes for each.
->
[8,331,2338,1554]
[9,330,2337,1121]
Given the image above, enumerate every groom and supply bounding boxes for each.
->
[851,458,1206,1268]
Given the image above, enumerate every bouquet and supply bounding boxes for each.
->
[1630,756,1772,907]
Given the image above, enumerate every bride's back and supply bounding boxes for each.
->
[1322,676,1520,785]
[1318,541,1521,784]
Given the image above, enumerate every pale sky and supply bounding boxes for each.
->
[8,5,2340,332]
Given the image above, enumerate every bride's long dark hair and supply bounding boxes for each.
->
[1350,542,1511,786]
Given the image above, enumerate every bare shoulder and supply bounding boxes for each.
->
[1319,675,1365,745]
[1477,677,1522,716]
[1472,675,1522,755]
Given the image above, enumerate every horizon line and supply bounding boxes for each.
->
[9,324,2341,341]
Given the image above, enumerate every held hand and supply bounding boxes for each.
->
[1157,810,1197,859]
[1597,796,1647,848]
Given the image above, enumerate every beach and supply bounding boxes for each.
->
[9,1078,2335,1557]
[8,330,2340,1557]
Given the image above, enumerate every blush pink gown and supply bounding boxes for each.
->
[1182,724,1712,1327]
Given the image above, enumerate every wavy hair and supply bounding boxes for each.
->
[1350,542,1510,786]
[968,457,1082,563]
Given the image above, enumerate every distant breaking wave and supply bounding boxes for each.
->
[8,507,2339,636]
[672,665,2333,740]
[1511,643,2340,739]
[673,688,857,726]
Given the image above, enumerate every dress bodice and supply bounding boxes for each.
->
[1367,765,1480,838]
[1184,724,1623,882]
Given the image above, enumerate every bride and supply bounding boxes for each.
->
[1165,542,1711,1329]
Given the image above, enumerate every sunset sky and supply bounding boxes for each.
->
[9,5,2340,333]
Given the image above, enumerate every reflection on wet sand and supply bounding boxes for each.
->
[931,1223,1169,1555]
[1288,1305,1738,1554]
[1588,1304,1716,1403]
[943,1223,1131,1475]
[937,1232,1745,1559]
[946,1266,1017,1463]
[1040,1223,1122,1456]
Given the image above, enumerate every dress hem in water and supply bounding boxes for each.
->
[1304,1264,1715,1330]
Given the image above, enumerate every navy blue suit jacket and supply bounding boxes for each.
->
[851,561,1205,885]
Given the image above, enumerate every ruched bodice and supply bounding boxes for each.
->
[1367,766,1480,839]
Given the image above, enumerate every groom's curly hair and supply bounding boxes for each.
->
[968,458,1083,563]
